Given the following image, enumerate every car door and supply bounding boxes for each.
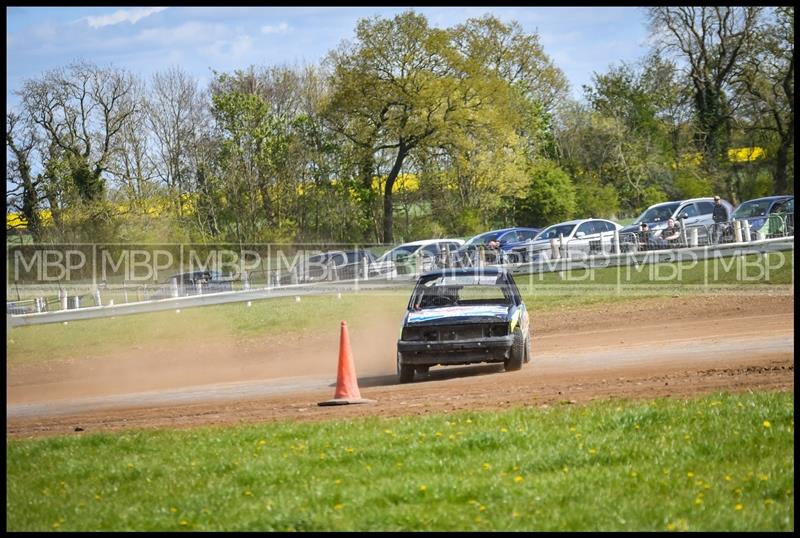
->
[573,221,601,254]
[418,244,442,271]
[676,202,702,227]
[596,220,618,251]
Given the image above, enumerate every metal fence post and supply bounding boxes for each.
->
[94,288,102,307]
[613,230,620,255]
[60,289,68,311]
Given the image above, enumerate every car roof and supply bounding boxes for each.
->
[419,267,509,278]
[738,195,793,203]
[544,218,611,227]
[394,238,463,247]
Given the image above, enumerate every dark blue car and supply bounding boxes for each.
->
[730,195,794,240]
[396,267,532,383]
[456,227,541,265]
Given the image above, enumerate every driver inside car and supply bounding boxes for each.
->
[414,286,460,309]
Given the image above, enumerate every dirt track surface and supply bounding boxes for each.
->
[7,292,794,438]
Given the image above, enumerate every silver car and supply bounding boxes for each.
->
[618,197,735,248]
[508,218,623,263]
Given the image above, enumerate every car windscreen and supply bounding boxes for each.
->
[344,251,368,263]
[635,202,681,224]
[534,223,576,241]
[410,274,514,309]
[377,245,418,261]
[732,200,772,219]
[464,231,502,246]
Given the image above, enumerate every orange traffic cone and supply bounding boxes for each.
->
[318,321,376,406]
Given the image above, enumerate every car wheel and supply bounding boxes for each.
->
[397,351,415,383]
[523,333,531,364]
[505,328,524,371]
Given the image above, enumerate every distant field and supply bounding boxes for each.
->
[6,391,793,531]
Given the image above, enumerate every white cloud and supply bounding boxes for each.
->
[261,22,289,34]
[86,7,168,29]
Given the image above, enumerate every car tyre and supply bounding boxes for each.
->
[397,351,415,383]
[505,328,524,371]
[523,333,531,364]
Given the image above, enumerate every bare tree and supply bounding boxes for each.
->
[647,7,762,184]
[146,66,206,216]
[106,76,159,211]
[18,60,137,201]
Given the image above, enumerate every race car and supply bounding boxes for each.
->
[395,267,531,383]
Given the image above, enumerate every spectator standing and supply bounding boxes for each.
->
[638,222,651,251]
[711,195,729,244]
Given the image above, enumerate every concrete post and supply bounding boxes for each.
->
[742,220,752,243]
[550,238,560,259]
[171,278,180,298]
[94,288,102,307]
[690,227,699,247]
[60,289,68,311]
[733,220,743,243]
[613,230,620,255]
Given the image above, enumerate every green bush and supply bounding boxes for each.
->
[517,160,576,226]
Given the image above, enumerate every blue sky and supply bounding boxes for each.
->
[6,6,652,110]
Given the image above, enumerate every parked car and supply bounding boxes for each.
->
[281,249,388,283]
[395,267,531,383]
[507,218,623,263]
[456,227,542,265]
[373,239,464,276]
[150,269,233,299]
[618,197,735,250]
[309,249,372,281]
[730,195,794,240]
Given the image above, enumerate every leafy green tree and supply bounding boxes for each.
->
[325,11,566,243]
[574,179,620,220]
[516,160,576,227]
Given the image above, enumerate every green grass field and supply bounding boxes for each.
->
[6,391,793,531]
